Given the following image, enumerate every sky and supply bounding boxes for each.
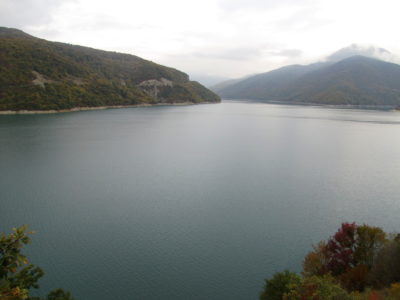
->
[1,0,400,84]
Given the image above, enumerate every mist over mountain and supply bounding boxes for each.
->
[189,74,231,88]
[0,27,220,111]
[213,46,400,107]
[326,44,396,63]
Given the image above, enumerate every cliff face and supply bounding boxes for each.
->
[0,27,220,111]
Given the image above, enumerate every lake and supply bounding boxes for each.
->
[1,101,400,300]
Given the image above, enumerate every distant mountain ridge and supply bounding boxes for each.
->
[213,47,400,107]
[0,27,220,111]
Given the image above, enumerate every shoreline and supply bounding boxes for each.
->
[223,99,400,111]
[0,102,216,115]
[2,100,397,115]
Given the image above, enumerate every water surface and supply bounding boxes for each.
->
[1,101,400,299]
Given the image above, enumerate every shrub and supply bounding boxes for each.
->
[283,275,351,300]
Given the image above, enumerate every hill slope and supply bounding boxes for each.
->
[213,62,328,100]
[0,27,220,111]
[214,55,400,106]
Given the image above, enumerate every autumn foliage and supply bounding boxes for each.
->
[302,223,386,291]
[261,222,400,300]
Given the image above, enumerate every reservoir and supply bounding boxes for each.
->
[1,101,400,299]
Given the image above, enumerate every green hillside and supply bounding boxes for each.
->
[0,27,220,111]
[288,56,400,106]
[213,62,327,100]
[214,55,400,107]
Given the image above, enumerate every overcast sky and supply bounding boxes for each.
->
[1,0,400,83]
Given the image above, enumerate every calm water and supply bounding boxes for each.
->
[1,101,400,300]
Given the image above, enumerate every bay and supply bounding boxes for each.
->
[1,101,400,300]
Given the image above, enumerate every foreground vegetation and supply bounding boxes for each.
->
[0,226,73,300]
[260,223,400,300]
[0,27,220,111]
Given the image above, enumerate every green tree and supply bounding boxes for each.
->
[369,235,400,288]
[0,226,73,300]
[354,225,386,268]
[260,270,301,300]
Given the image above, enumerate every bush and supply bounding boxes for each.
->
[284,275,351,300]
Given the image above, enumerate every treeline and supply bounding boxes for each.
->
[0,27,220,111]
[261,223,400,300]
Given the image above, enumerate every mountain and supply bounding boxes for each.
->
[213,62,328,100]
[210,75,254,94]
[280,56,400,106]
[0,27,220,111]
[213,49,400,107]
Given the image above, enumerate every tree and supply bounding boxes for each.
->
[354,225,386,268]
[369,235,400,288]
[303,241,328,277]
[260,270,300,300]
[325,223,358,276]
[265,223,400,298]
[302,223,387,291]
[0,226,73,300]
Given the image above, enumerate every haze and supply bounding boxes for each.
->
[1,0,400,85]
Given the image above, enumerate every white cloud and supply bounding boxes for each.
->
[0,0,69,29]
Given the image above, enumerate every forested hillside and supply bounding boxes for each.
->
[0,27,220,111]
[214,55,400,107]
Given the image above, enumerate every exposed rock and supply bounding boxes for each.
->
[138,78,173,98]
[32,71,55,88]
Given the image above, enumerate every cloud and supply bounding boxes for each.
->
[326,44,399,63]
[0,0,71,29]
[189,46,302,63]
[269,49,303,58]
[192,47,264,61]
[158,44,304,79]
[217,0,313,12]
